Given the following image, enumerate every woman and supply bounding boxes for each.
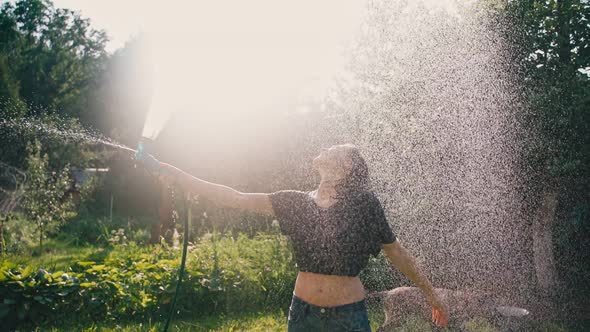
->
[142,143,449,331]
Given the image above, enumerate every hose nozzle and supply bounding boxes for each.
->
[135,137,161,175]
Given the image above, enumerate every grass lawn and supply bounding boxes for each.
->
[27,311,289,332]
[20,311,584,332]
[22,308,387,331]
[4,236,108,271]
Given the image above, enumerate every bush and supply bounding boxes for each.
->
[0,233,297,330]
[0,261,82,331]
[462,317,497,332]
[21,139,83,252]
[1,213,37,254]
[360,252,399,293]
[60,213,158,246]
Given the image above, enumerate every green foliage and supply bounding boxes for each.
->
[360,252,400,293]
[0,260,82,331]
[21,139,75,252]
[384,314,433,332]
[0,56,26,117]
[0,0,108,117]
[462,317,497,332]
[504,0,590,179]
[1,233,297,330]
[520,320,570,332]
[4,235,101,272]
[0,0,111,174]
[503,0,590,301]
[0,213,37,254]
[188,232,297,313]
[33,311,289,332]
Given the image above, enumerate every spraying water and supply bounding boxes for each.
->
[261,0,532,312]
[134,0,535,320]
[0,112,135,154]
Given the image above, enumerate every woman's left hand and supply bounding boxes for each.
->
[427,294,449,327]
[432,306,449,327]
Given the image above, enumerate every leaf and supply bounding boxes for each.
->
[19,266,33,280]
[0,304,11,319]
[33,295,45,304]
[85,264,105,273]
[77,261,96,267]
[3,298,17,305]
[80,282,96,288]
[16,305,25,321]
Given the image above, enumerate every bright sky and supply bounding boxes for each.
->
[48,1,468,140]
[52,0,459,52]
[54,0,143,51]
[50,1,369,138]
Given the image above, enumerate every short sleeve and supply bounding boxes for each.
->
[368,194,396,257]
[268,190,306,236]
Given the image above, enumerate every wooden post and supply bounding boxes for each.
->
[109,194,113,224]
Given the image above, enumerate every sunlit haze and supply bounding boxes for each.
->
[2,1,587,328]
[55,0,368,139]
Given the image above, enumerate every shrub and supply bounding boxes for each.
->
[0,261,82,331]
[462,317,497,332]
[1,213,37,254]
[0,233,297,330]
[21,140,75,253]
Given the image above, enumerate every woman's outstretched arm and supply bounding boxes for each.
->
[158,162,274,215]
[382,240,449,327]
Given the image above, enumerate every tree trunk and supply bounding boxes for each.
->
[555,0,572,68]
[0,217,4,255]
[39,222,44,254]
[150,185,175,244]
[532,190,559,296]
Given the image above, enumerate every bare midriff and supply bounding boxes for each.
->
[293,271,366,307]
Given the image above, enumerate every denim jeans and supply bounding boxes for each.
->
[287,295,372,332]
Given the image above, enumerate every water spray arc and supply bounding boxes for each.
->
[134,137,190,332]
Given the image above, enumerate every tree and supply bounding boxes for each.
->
[0,0,111,123]
[504,0,590,302]
[0,0,110,171]
[0,54,26,117]
[5,0,109,117]
[21,139,74,253]
[506,0,590,178]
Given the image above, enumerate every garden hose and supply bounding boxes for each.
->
[134,138,191,331]
[162,191,191,332]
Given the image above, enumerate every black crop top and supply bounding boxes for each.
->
[269,190,396,277]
